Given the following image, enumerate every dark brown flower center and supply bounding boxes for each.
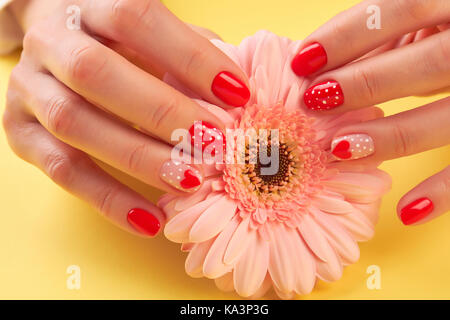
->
[243,141,296,194]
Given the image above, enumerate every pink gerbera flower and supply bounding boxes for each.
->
[159,31,391,299]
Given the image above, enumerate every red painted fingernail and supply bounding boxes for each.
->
[189,121,226,159]
[127,208,161,236]
[400,197,434,226]
[331,140,352,159]
[212,71,250,107]
[304,80,344,110]
[291,42,327,76]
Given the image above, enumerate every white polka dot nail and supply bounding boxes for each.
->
[160,160,203,192]
[331,134,374,160]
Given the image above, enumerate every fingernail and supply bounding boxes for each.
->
[400,197,434,226]
[160,160,203,192]
[304,80,344,110]
[212,71,250,107]
[127,208,161,236]
[291,42,327,76]
[331,134,374,160]
[189,121,226,158]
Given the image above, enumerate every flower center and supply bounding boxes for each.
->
[243,141,297,194]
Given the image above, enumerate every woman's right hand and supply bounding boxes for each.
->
[2,0,250,237]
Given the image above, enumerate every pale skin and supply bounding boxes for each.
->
[294,0,450,225]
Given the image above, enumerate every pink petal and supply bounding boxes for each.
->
[267,222,296,293]
[203,216,240,279]
[189,196,238,242]
[247,273,272,299]
[181,243,194,252]
[214,272,234,293]
[352,200,381,225]
[330,208,375,241]
[164,194,221,243]
[322,170,391,204]
[312,194,355,214]
[185,237,216,278]
[224,217,252,265]
[234,232,269,297]
[290,230,316,295]
[273,285,296,300]
[312,208,360,265]
[174,181,213,211]
[297,213,335,262]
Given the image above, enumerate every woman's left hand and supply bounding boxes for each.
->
[291,0,450,226]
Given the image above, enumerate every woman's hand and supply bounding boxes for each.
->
[291,0,450,226]
[2,0,250,237]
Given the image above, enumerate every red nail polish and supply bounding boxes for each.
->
[189,121,226,159]
[304,80,344,110]
[212,71,250,107]
[400,197,434,225]
[332,140,352,159]
[291,42,327,76]
[127,208,160,236]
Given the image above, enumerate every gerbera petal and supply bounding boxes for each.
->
[322,171,391,204]
[234,231,269,297]
[315,244,343,282]
[291,231,316,295]
[181,243,194,252]
[267,222,296,293]
[185,237,216,278]
[247,273,272,299]
[312,194,355,214]
[224,217,251,265]
[330,208,375,241]
[312,208,360,265]
[352,200,382,225]
[297,213,335,262]
[189,195,238,242]
[284,83,301,111]
[214,272,235,293]
[174,181,213,211]
[273,285,296,300]
[203,216,240,279]
[165,194,221,243]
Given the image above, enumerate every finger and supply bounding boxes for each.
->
[97,23,222,80]
[302,29,450,111]
[25,24,226,146]
[82,0,250,107]
[329,97,450,162]
[291,0,450,76]
[3,112,164,237]
[12,65,204,194]
[397,166,450,226]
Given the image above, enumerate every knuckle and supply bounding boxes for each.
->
[66,44,106,84]
[126,142,151,172]
[45,95,77,137]
[96,185,122,217]
[44,151,75,186]
[110,0,156,32]
[149,96,180,131]
[395,0,438,22]
[179,48,208,76]
[352,67,378,102]
[390,119,414,157]
[22,25,44,53]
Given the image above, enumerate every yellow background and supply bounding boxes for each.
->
[0,0,449,299]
